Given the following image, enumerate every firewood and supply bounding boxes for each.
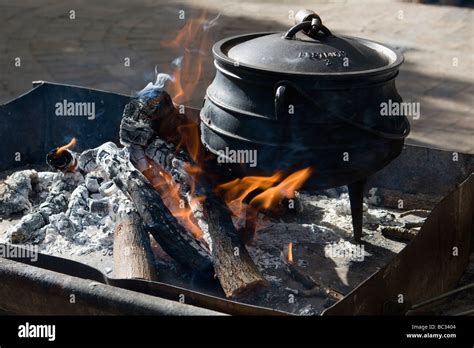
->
[240,208,258,245]
[124,171,212,272]
[113,198,157,280]
[140,136,265,296]
[147,155,267,298]
[119,115,155,147]
[78,142,213,273]
[203,193,267,297]
[120,94,266,296]
[142,137,266,297]
[399,209,430,218]
[381,225,418,242]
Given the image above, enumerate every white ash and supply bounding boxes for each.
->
[35,172,62,198]
[85,174,102,193]
[2,170,83,244]
[246,189,428,310]
[0,168,127,258]
[7,212,46,244]
[225,189,431,315]
[0,170,38,216]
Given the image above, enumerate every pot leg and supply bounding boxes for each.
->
[348,178,366,242]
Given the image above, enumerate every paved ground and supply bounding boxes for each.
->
[0,0,472,152]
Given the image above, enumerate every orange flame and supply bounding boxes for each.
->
[215,172,283,218]
[55,138,77,155]
[216,167,313,217]
[216,167,312,242]
[249,167,313,210]
[157,13,214,165]
[133,14,217,245]
[162,12,211,105]
[142,159,203,240]
[177,123,203,163]
[287,242,293,263]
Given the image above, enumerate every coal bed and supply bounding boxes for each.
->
[0,166,420,314]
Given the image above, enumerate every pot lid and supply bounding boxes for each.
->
[216,10,403,76]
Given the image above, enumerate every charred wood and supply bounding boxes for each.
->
[80,142,212,273]
[142,137,266,297]
[381,225,419,242]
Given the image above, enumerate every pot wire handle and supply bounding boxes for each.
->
[284,12,332,40]
[278,80,411,140]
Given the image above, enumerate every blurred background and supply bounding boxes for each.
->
[0,0,472,152]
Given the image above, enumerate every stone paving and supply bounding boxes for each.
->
[0,0,472,152]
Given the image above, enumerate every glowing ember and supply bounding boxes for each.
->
[55,137,77,156]
[287,242,293,263]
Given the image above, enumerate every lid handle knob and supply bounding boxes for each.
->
[284,10,332,40]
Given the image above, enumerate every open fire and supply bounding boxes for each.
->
[0,0,471,329]
[32,77,415,303]
[5,9,471,319]
[2,12,410,303]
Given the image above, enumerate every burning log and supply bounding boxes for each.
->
[119,90,195,149]
[78,142,212,273]
[240,208,258,245]
[119,101,156,147]
[139,137,266,297]
[215,168,313,247]
[113,198,157,280]
[124,170,212,272]
[120,91,266,297]
[202,193,267,297]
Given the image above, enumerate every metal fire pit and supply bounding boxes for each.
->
[0,82,473,315]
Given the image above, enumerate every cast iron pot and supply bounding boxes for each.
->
[200,10,410,190]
